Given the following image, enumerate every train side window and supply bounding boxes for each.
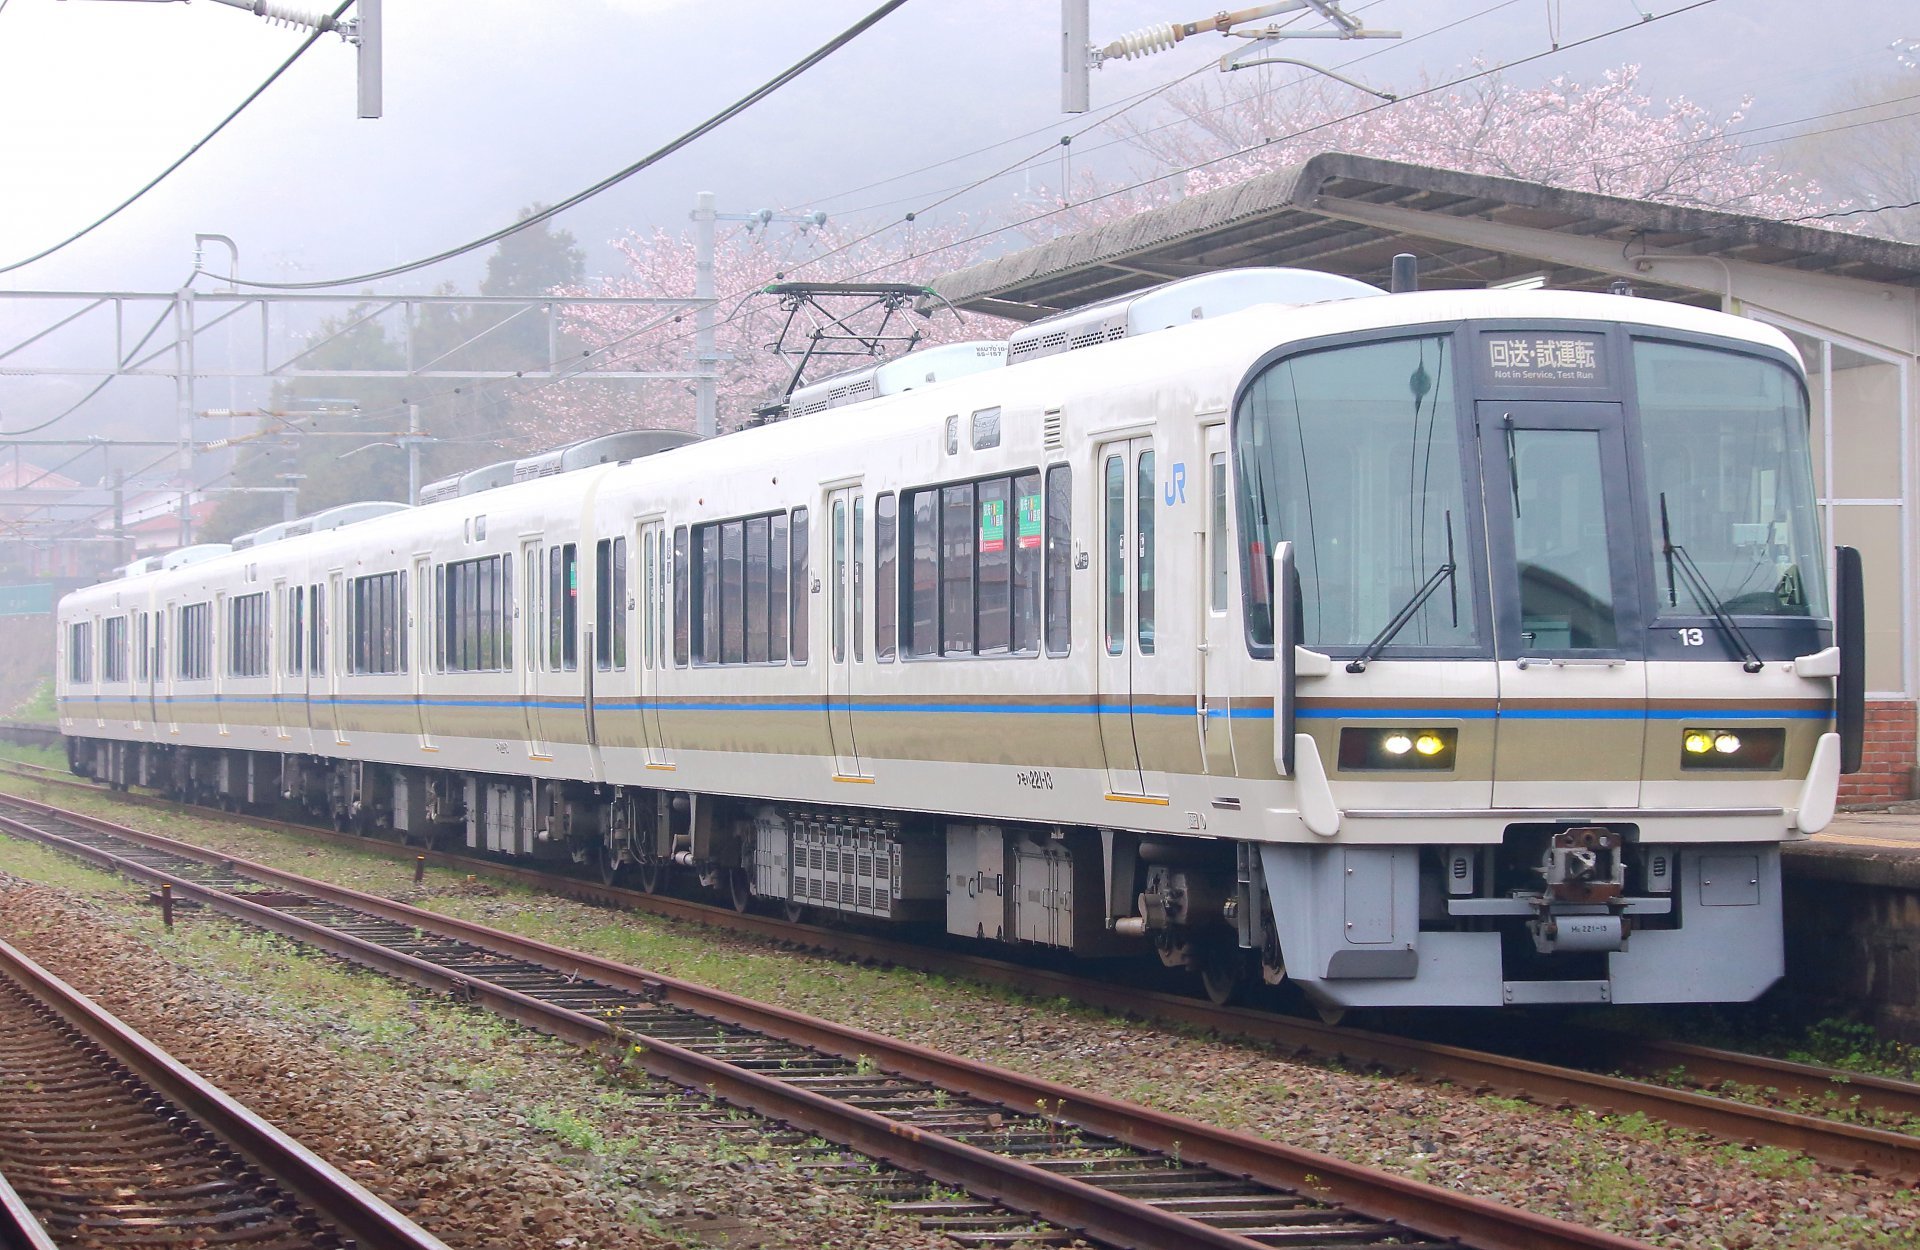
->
[548,549,562,670]
[228,592,268,677]
[593,543,609,669]
[831,499,847,664]
[940,482,975,656]
[69,621,91,683]
[501,556,513,671]
[721,519,745,665]
[1045,464,1071,656]
[874,493,897,661]
[348,573,404,675]
[611,536,627,671]
[288,587,304,675]
[769,512,789,662]
[695,524,719,665]
[179,602,212,680]
[790,506,809,664]
[1209,452,1229,613]
[308,584,324,677]
[154,609,165,683]
[853,495,865,663]
[745,516,769,664]
[1136,450,1155,655]
[906,491,937,657]
[977,477,1009,654]
[1012,471,1041,653]
[1103,455,1124,655]
[434,567,447,672]
[136,612,150,683]
[103,616,128,683]
[673,526,690,667]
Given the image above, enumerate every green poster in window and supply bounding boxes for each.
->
[1015,492,1042,549]
[979,498,1006,554]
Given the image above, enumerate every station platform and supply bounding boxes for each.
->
[1783,809,1920,1041]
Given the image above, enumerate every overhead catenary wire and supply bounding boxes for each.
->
[221,0,915,291]
[0,1,355,277]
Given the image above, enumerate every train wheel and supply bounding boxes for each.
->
[637,857,665,895]
[728,868,752,913]
[782,898,807,924]
[1200,944,1250,1007]
[597,845,623,887]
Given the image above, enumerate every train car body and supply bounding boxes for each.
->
[56,271,1858,1011]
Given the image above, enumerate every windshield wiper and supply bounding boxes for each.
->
[1347,511,1457,673]
[1659,492,1764,674]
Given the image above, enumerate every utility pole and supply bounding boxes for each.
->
[405,402,421,505]
[688,194,828,437]
[174,284,195,547]
[692,192,718,440]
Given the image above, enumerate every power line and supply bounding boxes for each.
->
[223,0,916,291]
[1786,198,1920,223]
[0,1,355,277]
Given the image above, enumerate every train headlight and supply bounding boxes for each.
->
[1338,727,1457,771]
[1679,727,1785,771]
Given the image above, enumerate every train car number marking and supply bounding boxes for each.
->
[1015,768,1055,791]
[1676,628,1705,646]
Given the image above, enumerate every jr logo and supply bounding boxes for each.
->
[1163,461,1187,506]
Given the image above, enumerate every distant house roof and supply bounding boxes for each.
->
[0,460,82,493]
[931,151,1920,321]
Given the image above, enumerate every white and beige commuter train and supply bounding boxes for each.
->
[56,267,1865,1011]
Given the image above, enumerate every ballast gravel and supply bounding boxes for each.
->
[2,783,1918,1249]
[0,866,964,1250]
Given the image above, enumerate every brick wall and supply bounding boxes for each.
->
[1839,699,1917,807]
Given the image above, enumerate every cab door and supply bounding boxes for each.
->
[518,538,551,759]
[1199,424,1237,776]
[1479,402,1647,807]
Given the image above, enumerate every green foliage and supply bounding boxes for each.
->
[8,679,56,724]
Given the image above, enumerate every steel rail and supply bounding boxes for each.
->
[0,794,1652,1250]
[9,767,1920,1155]
[0,934,449,1250]
[0,1172,58,1250]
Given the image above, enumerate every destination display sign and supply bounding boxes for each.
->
[1481,330,1609,387]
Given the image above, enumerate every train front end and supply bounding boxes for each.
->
[1237,298,1853,1009]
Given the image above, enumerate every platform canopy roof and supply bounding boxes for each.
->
[929,151,1920,323]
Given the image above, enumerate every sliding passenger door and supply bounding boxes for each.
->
[637,520,673,769]
[411,555,434,748]
[1096,436,1165,797]
[519,537,551,759]
[325,572,347,745]
[825,487,866,778]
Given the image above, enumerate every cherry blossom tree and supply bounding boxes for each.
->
[525,63,1831,442]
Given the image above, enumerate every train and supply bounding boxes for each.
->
[53,266,1865,1013]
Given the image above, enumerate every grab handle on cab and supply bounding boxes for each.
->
[1272,540,1297,777]
[1835,544,1865,775]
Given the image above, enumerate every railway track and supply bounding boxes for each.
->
[0,791,1653,1250]
[0,932,446,1250]
[8,764,1920,1164]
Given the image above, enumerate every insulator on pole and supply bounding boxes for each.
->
[251,2,339,33]
[1102,22,1182,60]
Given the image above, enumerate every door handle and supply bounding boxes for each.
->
[1515,656,1626,669]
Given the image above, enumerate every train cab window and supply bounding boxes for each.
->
[179,602,212,681]
[348,573,404,675]
[308,583,325,677]
[69,621,92,683]
[875,494,897,660]
[1045,465,1072,656]
[672,527,690,667]
[228,592,268,678]
[103,616,128,683]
